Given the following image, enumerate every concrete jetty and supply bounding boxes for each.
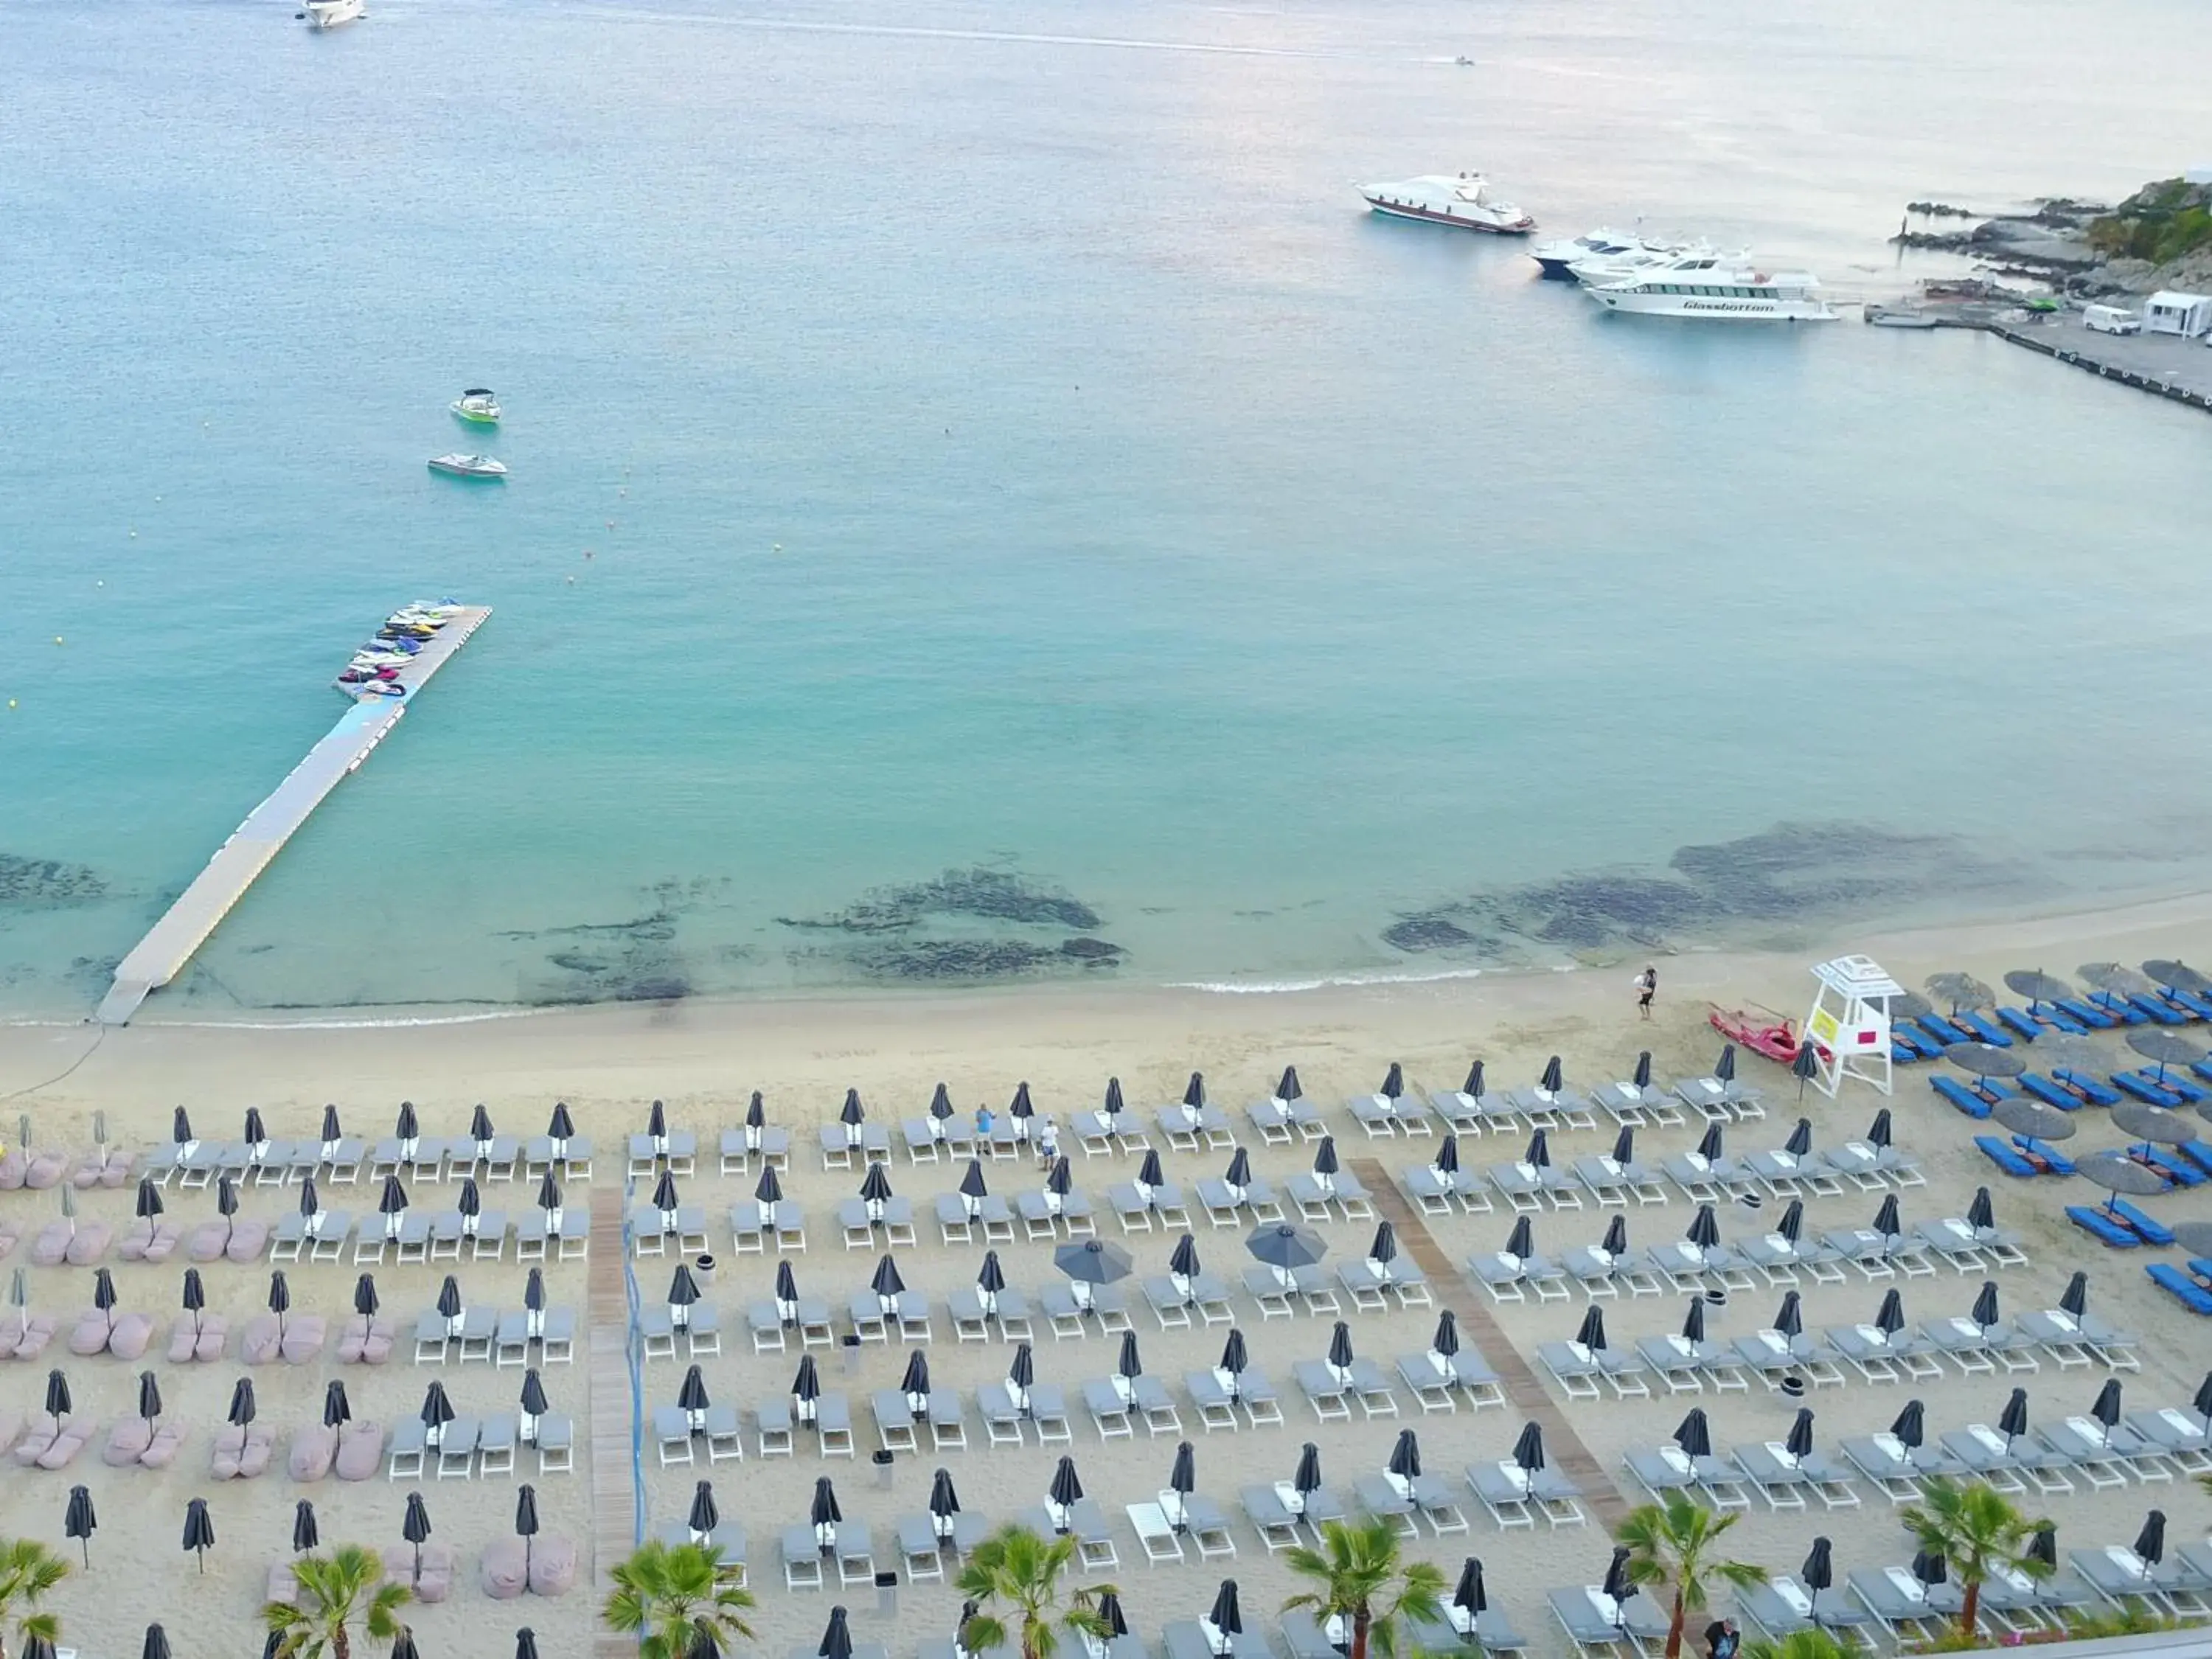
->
[94,605,491,1025]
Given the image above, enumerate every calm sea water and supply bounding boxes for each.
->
[7,0,2212,1018]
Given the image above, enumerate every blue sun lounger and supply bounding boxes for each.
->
[2118,993,2189,1026]
[2160,986,2212,1020]
[2132,1070,2207,1104]
[2011,1135,2074,1176]
[1914,1013,1972,1046]
[2180,1142,2212,1178]
[2146,1264,2212,1315]
[2066,1206,2139,1248]
[1997,1005,2087,1040]
[2108,1197,2176,1245]
[1974,1138,2037,1179]
[1892,1030,1935,1062]
[2135,1148,2205,1189]
[2111,1071,2187,1107]
[1930,1077,1996,1119]
[2056,997,2138,1029]
[1953,1012,2014,1046]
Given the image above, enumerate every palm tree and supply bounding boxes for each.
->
[0,1539,69,1659]
[1281,1515,1450,1659]
[603,1540,757,1659]
[264,1545,411,1659]
[1900,1478,2050,1638]
[1617,1494,1767,1659]
[1744,1632,1849,1659]
[957,1523,1114,1659]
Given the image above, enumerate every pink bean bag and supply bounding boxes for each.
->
[109,1313,156,1360]
[67,1315,113,1358]
[70,1151,132,1190]
[334,1421,384,1482]
[528,1536,579,1599]
[212,1423,274,1480]
[0,1315,59,1361]
[22,1152,69,1191]
[266,1562,300,1607]
[35,1422,94,1470]
[117,1221,185,1265]
[0,1220,19,1259]
[288,1423,337,1483]
[383,1545,453,1605]
[140,1421,189,1470]
[479,1538,529,1601]
[336,1318,397,1366]
[0,1150,26,1190]
[102,1419,154,1467]
[167,1315,229,1365]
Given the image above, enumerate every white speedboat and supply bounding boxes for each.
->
[302,0,364,27]
[451,389,501,425]
[1531,227,1679,279]
[428,454,508,479]
[1584,254,1836,321]
[1358,173,1535,235]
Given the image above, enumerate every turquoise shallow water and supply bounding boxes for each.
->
[7,0,2212,1016]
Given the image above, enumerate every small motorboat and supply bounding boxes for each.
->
[428,454,507,480]
[302,0,364,27]
[1708,1004,1831,1067]
[451,389,501,425]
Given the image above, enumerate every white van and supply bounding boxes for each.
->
[2084,303,2142,335]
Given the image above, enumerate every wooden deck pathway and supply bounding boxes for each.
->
[587,1183,638,1647]
[1353,1157,1633,1534]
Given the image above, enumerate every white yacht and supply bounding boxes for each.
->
[1531,227,1678,279]
[1358,173,1534,235]
[1565,240,1723,288]
[303,0,364,27]
[1584,254,1836,321]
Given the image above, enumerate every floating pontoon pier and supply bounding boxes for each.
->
[94,605,491,1025]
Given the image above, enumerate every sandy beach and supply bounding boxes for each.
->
[2,893,2210,1659]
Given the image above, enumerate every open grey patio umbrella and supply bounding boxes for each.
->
[819,1606,855,1659]
[2077,1152,2170,1198]
[1277,1067,1304,1102]
[1997,1387,2030,1450]
[2127,1029,2205,1082]
[1452,1559,1488,1619]
[1892,1399,1927,1450]
[2005,970,2073,1009]
[1183,1073,1207,1109]
[1992,1098,2075,1144]
[1948,1044,2025,1082]
[1785,1408,1815,1459]
[294,1499,319,1554]
[1461,1062,1486,1099]
[2145,960,2212,996]
[63,1485,94,1566]
[2172,1222,2212,1256]
[1512,1422,1545,1473]
[1248,1222,1326,1271]
[2113,1101,2194,1145]
[1896,990,1940,1024]
[1387,1428,1421,1480]
[2134,1510,2166,1566]
[403,1491,433,1580]
[2082,961,2157,1003]
[1774,1291,1804,1340]
[2091,1378,2124,1444]
[181,1497,214,1573]
[1056,1239,1130,1284]
[324,1380,352,1428]
[1674,1409,1711,1458]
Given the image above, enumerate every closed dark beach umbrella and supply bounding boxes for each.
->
[457,1178,481,1220]
[240,1106,265,1147]
[294,1499,319,1554]
[1775,1291,1804,1339]
[142,1628,169,1659]
[521,1368,549,1416]
[1601,1215,1629,1257]
[820,1607,855,1659]
[773,1260,801,1309]
[420,1380,455,1430]
[1696,1123,1723,1161]
[678,1364,711,1413]
[927,1084,953,1123]
[1436,1135,1461,1174]
[1600,1545,1632,1607]
[2093,1378,2123,1440]
[1785,1407,1815,1459]
[403,1490,433,1578]
[63,1484,94,1565]
[668,1265,700,1309]
[1117,1329,1144,1380]
[1911,1549,1947,1587]
[1046,1156,1073,1197]
[1631,1050,1653,1090]
[1998,1387,2031,1447]
[136,1177,164,1231]
[173,1107,192,1147]
[1169,1234,1201,1278]
[1504,1216,1534,1261]
[548,1103,574,1141]
[1538,1056,1562,1095]
[139,1369,165,1425]
[1525,1129,1551,1169]
[2135,1509,2166,1565]
[1803,1536,1834,1601]
[745,1092,766,1131]
[94,1267,118,1319]
[379,1175,409,1218]
[1055,1238,1130,1284]
[929,1467,961,1519]
[471,1104,495,1143]
[1103,1079,1125,1118]
[2061,1272,2093,1323]
[525,1268,546,1313]
[1512,1422,1545,1472]
[299,1175,321,1220]
[1224,1147,1253,1189]
[397,1101,420,1143]
[959,1160,988,1200]
[317,1105,341,1146]
[1326,1321,1355,1369]
[1137,1148,1166,1190]
[900,1349,931,1398]
[871,1254,906,1298]
[1792,1042,1820,1096]
[216,1175,239,1237]
[391,1628,421,1659]
[437,1276,463,1320]
[1867,1108,1893,1148]
[1575,1305,1607,1352]
[1277,1067,1303,1102]
[324,1380,352,1427]
[1681,1297,1706,1343]
[1453,1557,1488,1618]
[1010,1083,1035,1120]
[1874,1194,1902,1239]
[1379,1062,1405,1100]
[1610,1125,1635,1166]
[1208,1579,1242,1637]
[1970,1281,2000,1331]
[1368,1222,1398,1265]
[754,1166,782,1206]
[1711,1044,1737,1084]
[515,1484,540,1571]
[1183,1073,1206,1109]
[1049,1455,1083,1507]
[1461,1062,1486,1099]
[1777,1199,1804,1245]
[46,1368,71,1422]
[1007,1343,1034,1389]
[858,1164,891,1204]
[793,1354,822,1402]
[2027,1526,2057,1571]
[1785,1118,1812,1157]
[538,1171,562,1212]
[1312,1138,1340,1177]
[1293,1441,1324,1495]
[977,1252,1006,1295]
[1966,1187,1996,1231]
[841,1091,866,1127]
[645,1099,666,1141]
[653,1169,681,1212]
[1674,1408,1711,1458]
[689,1479,719,1534]
[1875,1288,1905,1335]
[1387,1428,1421,1479]
[1097,1590,1130,1640]
[1221,1326,1251,1373]
[227,1376,256,1428]
[181,1497,214,1572]
[1248,1222,1326,1270]
[1892,1399,1926,1450]
[811,1475,843,1527]
[1687,1205,1720,1250]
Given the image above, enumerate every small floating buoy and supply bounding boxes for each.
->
[605,520,616,530]
[95,580,104,588]
[618,487,627,498]
[566,575,576,585]
[7,699,15,709]
[54,636,64,646]
[582,549,594,560]
[772,543,782,553]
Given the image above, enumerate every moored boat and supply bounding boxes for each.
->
[1531,227,1680,279]
[1358,172,1535,235]
[302,0,365,27]
[427,454,508,479]
[451,389,501,424]
[1584,253,1836,321]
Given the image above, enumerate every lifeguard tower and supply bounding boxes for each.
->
[1803,955,1901,1098]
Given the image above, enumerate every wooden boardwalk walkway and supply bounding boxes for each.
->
[587,1183,638,1646]
[1353,1158,1632,1535]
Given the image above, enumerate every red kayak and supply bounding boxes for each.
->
[1708,1005,1830,1066]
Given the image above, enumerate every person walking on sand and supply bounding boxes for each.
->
[1635,965,1657,1020]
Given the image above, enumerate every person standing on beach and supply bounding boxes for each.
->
[1635,965,1658,1020]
